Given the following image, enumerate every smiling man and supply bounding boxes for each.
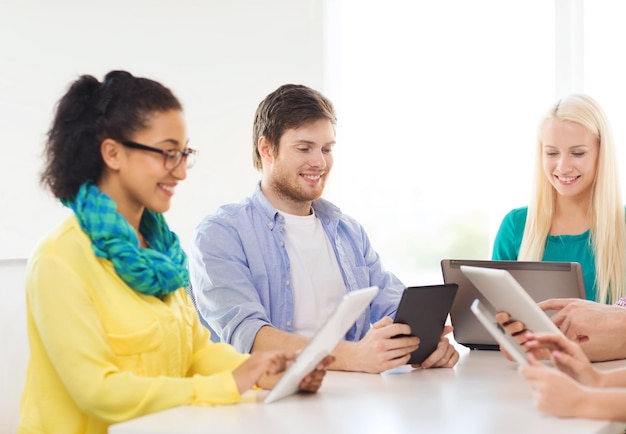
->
[188,84,458,373]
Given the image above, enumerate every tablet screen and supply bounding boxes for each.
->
[470,299,528,365]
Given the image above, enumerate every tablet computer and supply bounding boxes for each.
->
[470,299,528,365]
[264,285,379,404]
[460,266,565,341]
[393,284,458,365]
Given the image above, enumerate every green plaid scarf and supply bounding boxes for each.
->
[62,181,188,298]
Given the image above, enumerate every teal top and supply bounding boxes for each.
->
[492,207,596,301]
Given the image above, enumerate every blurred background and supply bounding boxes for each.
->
[2,0,625,285]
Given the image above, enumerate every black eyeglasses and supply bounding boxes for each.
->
[119,140,198,170]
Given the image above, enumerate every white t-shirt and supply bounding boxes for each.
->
[281,209,347,337]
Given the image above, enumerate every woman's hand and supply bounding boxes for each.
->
[252,353,335,393]
[519,358,589,418]
[523,332,602,387]
[233,351,295,393]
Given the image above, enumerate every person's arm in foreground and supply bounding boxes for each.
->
[521,361,626,421]
[491,296,626,362]
[340,320,458,372]
[253,317,420,373]
[538,298,626,361]
[185,293,331,394]
[519,332,626,421]
[234,351,333,393]
[522,332,626,387]
[254,319,457,373]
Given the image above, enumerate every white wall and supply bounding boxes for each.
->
[0,259,28,432]
[4,0,626,281]
[0,0,329,259]
[333,0,555,284]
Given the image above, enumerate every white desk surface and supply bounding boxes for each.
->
[109,345,626,434]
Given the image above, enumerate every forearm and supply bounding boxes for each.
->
[252,326,357,372]
[586,344,626,363]
[608,311,626,359]
[86,371,242,422]
[583,310,626,362]
[331,340,361,371]
[579,387,626,422]
[251,325,309,353]
[597,367,626,388]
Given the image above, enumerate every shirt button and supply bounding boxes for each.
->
[280,241,285,247]
[286,280,290,286]
[268,222,274,228]
[286,321,291,327]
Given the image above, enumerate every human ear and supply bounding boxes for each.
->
[258,136,275,164]
[100,138,123,170]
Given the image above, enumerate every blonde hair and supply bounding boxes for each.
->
[519,94,626,304]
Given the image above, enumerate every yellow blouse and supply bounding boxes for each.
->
[19,216,248,434]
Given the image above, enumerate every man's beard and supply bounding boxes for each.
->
[270,169,325,205]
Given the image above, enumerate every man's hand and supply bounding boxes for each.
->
[343,316,419,373]
[340,318,459,373]
[539,298,626,361]
[413,325,459,369]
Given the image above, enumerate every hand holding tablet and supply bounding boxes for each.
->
[264,286,378,404]
[393,284,458,365]
[471,299,528,365]
[461,266,567,364]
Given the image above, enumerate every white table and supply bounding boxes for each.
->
[109,346,626,434]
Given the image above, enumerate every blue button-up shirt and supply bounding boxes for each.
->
[188,183,405,353]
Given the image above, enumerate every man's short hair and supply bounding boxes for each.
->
[252,84,337,171]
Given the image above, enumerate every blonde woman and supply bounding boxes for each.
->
[494,94,626,362]
[492,94,626,304]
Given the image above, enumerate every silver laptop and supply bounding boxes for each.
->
[440,259,585,350]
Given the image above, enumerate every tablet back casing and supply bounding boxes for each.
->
[265,285,378,404]
[460,266,563,338]
[394,284,458,365]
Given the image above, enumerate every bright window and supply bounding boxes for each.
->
[329,1,555,285]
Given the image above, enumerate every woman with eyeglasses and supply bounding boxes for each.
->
[19,70,331,434]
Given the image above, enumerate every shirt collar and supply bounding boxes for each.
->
[251,181,342,225]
